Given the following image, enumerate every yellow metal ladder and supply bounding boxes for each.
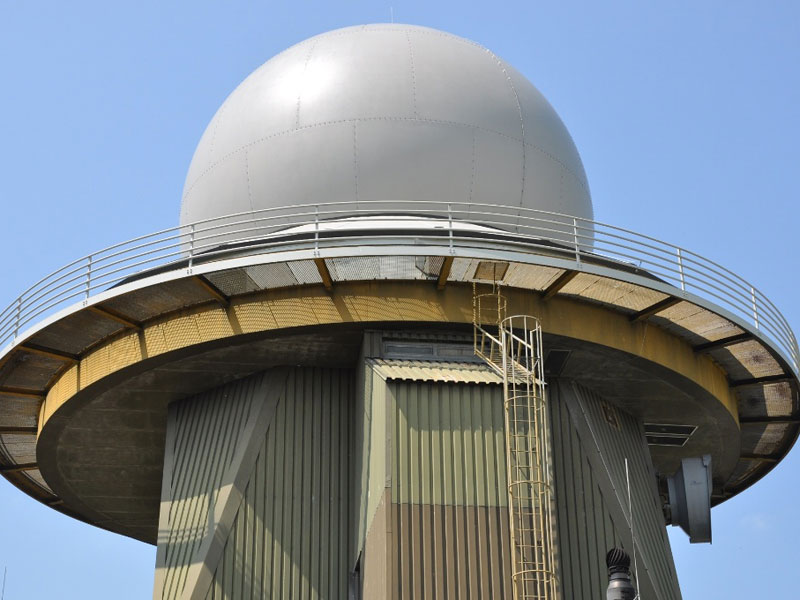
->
[474,285,558,600]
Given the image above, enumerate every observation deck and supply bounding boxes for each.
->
[0,200,796,540]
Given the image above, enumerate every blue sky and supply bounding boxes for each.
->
[0,1,798,598]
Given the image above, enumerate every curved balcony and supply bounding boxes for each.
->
[0,201,796,514]
[0,201,795,372]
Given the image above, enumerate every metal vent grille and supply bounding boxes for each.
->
[645,435,688,447]
[645,424,697,436]
[383,340,479,362]
[644,423,697,447]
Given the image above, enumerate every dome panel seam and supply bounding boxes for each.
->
[468,130,477,204]
[245,149,254,213]
[182,117,587,202]
[295,41,318,129]
[353,121,359,205]
[405,30,418,119]
[208,101,228,166]
[482,51,527,212]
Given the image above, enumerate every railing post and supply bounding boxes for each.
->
[188,224,195,270]
[677,248,686,291]
[14,297,21,340]
[793,333,799,374]
[85,256,92,299]
[751,286,759,330]
[314,205,319,256]
[573,217,581,268]
[448,203,454,254]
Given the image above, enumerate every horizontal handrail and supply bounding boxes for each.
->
[0,200,795,374]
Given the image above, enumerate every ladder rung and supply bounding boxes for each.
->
[474,307,555,595]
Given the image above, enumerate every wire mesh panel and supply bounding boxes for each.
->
[474,289,558,600]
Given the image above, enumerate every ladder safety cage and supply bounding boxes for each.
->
[473,285,559,600]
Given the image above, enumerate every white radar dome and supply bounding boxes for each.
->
[180,24,592,228]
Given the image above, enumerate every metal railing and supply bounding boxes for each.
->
[0,200,796,373]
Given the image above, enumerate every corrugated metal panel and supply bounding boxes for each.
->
[390,503,512,600]
[550,383,622,599]
[206,368,352,599]
[352,361,389,567]
[159,373,266,600]
[162,368,681,599]
[370,358,502,385]
[391,381,507,506]
[551,380,682,600]
[389,380,512,599]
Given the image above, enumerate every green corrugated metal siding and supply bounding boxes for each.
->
[389,381,512,599]
[549,380,682,600]
[390,503,512,600]
[550,382,622,599]
[352,360,389,568]
[159,373,267,599]
[369,359,502,384]
[391,381,507,507]
[571,381,681,600]
[157,356,681,599]
[205,368,352,599]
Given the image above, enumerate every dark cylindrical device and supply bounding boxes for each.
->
[606,547,636,600]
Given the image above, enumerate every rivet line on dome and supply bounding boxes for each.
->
[183,116,583,200]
